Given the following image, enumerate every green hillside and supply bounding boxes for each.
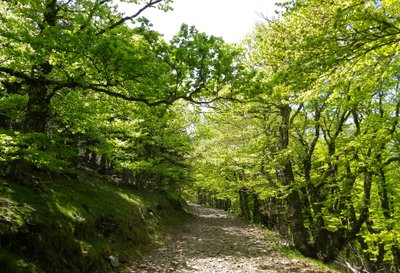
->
[0,170,188,273]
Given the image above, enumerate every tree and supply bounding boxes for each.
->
[190,0,400,271]
[0,0,241,178]
[243,0,400,269]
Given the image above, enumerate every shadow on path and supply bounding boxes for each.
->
[125,204,333,273]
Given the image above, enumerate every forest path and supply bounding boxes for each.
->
[125,203,333,273]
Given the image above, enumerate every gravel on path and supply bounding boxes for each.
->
[125,203,335,273]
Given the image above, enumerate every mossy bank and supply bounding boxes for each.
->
[0,170,189,273]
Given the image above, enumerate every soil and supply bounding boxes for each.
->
[125,203,335,273]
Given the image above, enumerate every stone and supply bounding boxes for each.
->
[108,255,120,268]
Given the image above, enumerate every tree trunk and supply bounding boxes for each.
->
[22,84,49,133]
[121,169,133,184]
[252,193,262,224]
[197,189,207,205]
[8,84,50,179]
[239,187,250,221]
[90,152,98,168]
[98,156,108,174]
[0,114,11,129]
[278,104,313,257]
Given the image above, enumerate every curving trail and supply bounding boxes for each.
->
[125,204,334,273]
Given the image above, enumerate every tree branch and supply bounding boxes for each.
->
[0,66,33,82]
[289,103,303,124]
[384,157,400,166]
[96,0,164,36]
[1,65,227,107]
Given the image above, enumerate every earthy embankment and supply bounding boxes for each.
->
[0,173,187,273]
[126,204,336,273]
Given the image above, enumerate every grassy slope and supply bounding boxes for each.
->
[0,170,188,273]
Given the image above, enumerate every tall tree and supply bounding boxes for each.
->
[191,0,400,271]
[0,0,241,177]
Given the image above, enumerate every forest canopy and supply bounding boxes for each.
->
[0,0,242,187]
[1,0,400,272]
[191,0,400,271]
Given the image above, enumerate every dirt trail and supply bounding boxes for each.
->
[125,204,333,273]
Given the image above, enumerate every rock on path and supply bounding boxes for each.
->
[125,203,334,273]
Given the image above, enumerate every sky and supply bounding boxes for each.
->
[117,0,280,43]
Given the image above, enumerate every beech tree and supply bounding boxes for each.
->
[0,0,240,178]
[191,0,400,271]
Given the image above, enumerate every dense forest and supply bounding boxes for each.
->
[1,0,399,272]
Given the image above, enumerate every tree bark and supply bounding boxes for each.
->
[239,187,250,221]
[252,193,262,224]
[278,104,313,257]
[22,84,49,133]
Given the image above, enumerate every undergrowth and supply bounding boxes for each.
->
[0,170,188,273]
[261,230,342,273]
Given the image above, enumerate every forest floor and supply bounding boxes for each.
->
[125,203,337,273]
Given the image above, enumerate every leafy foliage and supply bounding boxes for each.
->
[0,0,240,190]
[2,0,400,272]
[191,0,400,271]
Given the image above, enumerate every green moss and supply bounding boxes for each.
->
[0,172,188,273]
[0,249,40,273]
